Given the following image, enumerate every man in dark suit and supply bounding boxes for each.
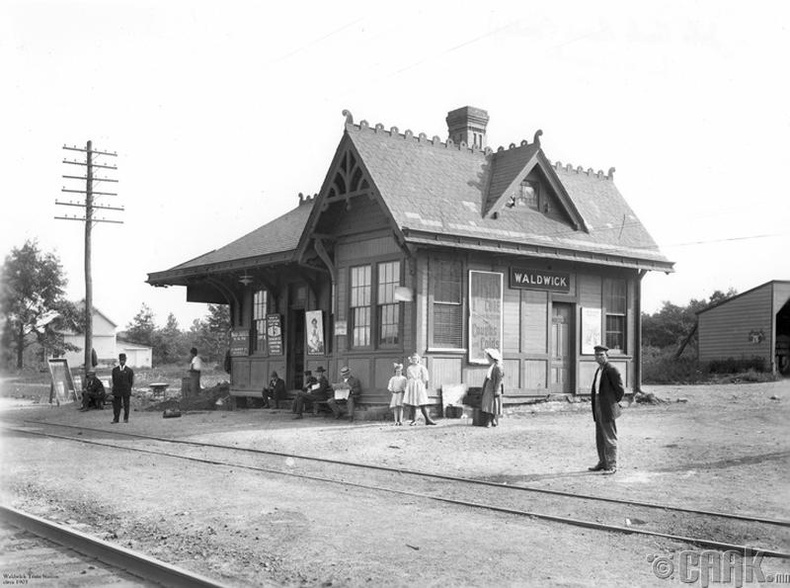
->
[111,353,134,424]
[80,369,106,411]
[327,366,361,422]
[293,366,331,418]
[589,345,624,474]
[263,371,285,409]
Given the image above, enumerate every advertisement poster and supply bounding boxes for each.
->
[468,270,503,364]
[230,329,251,357]
[581,307,602,354]
[47,358,76,405]
[266,314,283,355]
[305,310,325,355]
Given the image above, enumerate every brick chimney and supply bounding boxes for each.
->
[446,106,489,149]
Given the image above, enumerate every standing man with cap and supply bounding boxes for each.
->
[589,345,625,474]
[111,353,134,424]
[328,366,361,422]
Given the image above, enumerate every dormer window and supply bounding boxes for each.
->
[507,180,540,210]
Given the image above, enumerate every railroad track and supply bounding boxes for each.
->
[0,505,228,587]
[3,419,789,560]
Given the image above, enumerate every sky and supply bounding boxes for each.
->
[2,0,789,331]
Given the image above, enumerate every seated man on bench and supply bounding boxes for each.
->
[293,366,331,419]
[327,366,361,422]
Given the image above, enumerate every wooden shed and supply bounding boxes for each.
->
[147,106,674,408]
[698,280,790,375]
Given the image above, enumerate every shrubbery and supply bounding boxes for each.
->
[642,346,705,384]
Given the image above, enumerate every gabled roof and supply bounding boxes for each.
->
[345,118,671,270]
[149,110,673,285]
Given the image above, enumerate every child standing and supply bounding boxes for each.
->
[388,363,407,425]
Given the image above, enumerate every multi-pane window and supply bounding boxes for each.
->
[604,278,627,353]
[431,259,463,348]
[253,289,268,353]
[378,261,400,346]
[350,265,372,347]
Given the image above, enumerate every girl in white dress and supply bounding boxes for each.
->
[403,353,437,426]
[387,363,407,425]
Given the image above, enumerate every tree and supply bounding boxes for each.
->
[0,240,76,369]
[641,288,738,352]
[152,312,189,365]
[124,303,156,347]
[188,304,231,362]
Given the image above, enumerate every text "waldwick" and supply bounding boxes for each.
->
[509,268,571,292]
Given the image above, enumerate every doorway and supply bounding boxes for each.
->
[550,302,574,393]
[287,283,308,390]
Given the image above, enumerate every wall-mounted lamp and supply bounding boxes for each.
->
[394,286,413,302]
[239,272,254,287]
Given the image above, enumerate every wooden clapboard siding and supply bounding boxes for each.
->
[699,282,773,362]
[430,356,464,399]
[524,359,547,390]
[521,290,548,354]
[503,285,520,352]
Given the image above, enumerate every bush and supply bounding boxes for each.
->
[642,346,705,384]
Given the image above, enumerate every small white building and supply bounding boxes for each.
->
[116,338,153,368]
[61,307,152,369]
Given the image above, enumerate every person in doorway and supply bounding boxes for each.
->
[589,345,625,475]
[111,353,134,424]
[403,353,437,425]
[264,371,285,409]
[387,363,407,425]
[188,347,202,396]
[293,367,331,418]
[80,369,106,411]
[327,366,361,422]
[481,348,504,427]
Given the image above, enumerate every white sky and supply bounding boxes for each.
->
[2,0,788,330]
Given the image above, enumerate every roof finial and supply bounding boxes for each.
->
[342,109,354,125]
[533,129,543,147]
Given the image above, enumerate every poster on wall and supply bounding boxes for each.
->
[305,310,325,355]
[266,314,283,355]
[230,329,251,357]
[469,270,503,364]
[581,307,602,354]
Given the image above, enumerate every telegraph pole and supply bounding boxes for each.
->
[56,141,122,374]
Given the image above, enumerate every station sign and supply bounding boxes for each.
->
[509,267,571,292]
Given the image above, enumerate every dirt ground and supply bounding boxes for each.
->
[0,380,789,587]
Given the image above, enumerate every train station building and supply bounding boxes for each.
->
[147,106,674,408]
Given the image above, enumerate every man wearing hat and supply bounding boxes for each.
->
[111,353,134,424]
[589,345,625,474]
[80,369,106,411]
[293,367,331,418]
[328,366,361,422]
[263,371,285,409]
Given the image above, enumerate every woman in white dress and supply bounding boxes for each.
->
[403,353,437,426]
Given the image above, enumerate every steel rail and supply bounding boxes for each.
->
[0,505,229,588]
[5,424,790,560]
[13,418,790,528]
